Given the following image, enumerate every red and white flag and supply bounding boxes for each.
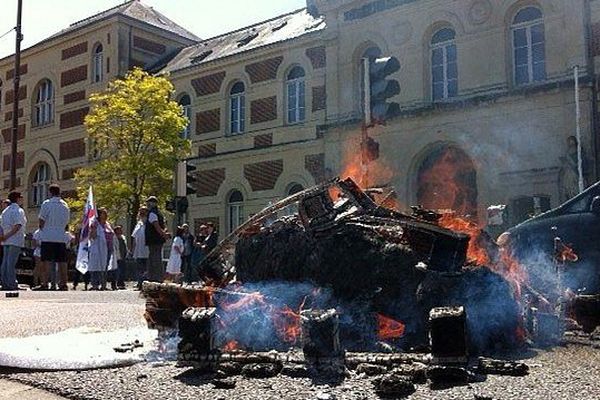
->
[75,186,96,274]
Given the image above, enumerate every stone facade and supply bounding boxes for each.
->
[1,0,600,237]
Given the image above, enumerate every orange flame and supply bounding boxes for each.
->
[273,306,302,344]
[223,340,240,352]
[377,314,405,341]
[438,213,527,297]
[417,147,478,217]
[438,213,491,266]
[556,243,579,263]
[339,135,394,189]
[219,291,267,312]
[273,296,307,344]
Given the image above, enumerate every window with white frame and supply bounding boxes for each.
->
[431,28,458,101]
[30,163,51,207]
[179,94,192,139]
[512,7,545,86]
[286,66,306,124]
[228,190,244,233]
[34,80,54,127]
[93,44,104,83]
[230,82,245,134]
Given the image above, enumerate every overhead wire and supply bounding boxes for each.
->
[0,27,15,41]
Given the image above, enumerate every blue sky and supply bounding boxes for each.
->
[0,0,306,58]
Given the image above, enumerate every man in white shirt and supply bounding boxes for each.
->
[0,191,26,291]
[38,184,71,291]
[131,206,149,290]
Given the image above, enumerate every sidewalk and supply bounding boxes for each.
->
[0,379,68,399]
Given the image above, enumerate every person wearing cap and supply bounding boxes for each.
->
[0,191,26,291]
[38,184,71,291]
[144,196,168,282]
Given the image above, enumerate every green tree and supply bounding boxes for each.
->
[74,68,190,233]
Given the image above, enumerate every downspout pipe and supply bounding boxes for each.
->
[584,0,599,181]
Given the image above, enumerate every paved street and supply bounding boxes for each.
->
[0,289,147,339]
[0,289,599,399]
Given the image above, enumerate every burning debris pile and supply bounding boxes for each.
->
[143,177,528,359]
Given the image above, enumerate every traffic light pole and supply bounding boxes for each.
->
[10,0,23,190]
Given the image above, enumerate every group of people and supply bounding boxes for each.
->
[0,189,218,292]
[132,196,218,286]
[0,184,70,291]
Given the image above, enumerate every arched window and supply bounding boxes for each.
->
[34,80,54,127]
[286,66,306,124]
[228,190,244,233]
[512,7,545,85]
[229,82,245,134]
[179,94,192,139]
[92,44,103,83]
[30,163,51,207]
[287,183,304,196]
[431,28,458,101]
[283,183,304,215]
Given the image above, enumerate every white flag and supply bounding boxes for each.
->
[75,187,96,274]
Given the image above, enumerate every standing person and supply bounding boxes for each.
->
[39,184,71,291]
[202,222,218,254]
[114,225,128,289]
[165,226,184,282]
[181,224,195,283]
[0,191,26,291]
[131,207,149,290]
[144,196,168,283]
[88,208,117,290]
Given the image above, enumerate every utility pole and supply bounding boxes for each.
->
[10,0,23,190]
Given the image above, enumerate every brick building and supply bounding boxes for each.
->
[2,0,600,236]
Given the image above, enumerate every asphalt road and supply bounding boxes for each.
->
[1,289,600,399]
[0,289,147,339]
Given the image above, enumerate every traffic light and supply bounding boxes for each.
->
[165,198,176,212]
[185,162,197,196]
[363,136,380,162]
[369,56,400,124]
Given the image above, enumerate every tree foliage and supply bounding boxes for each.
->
[74,68,190,232]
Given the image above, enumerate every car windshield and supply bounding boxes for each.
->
[562,182,600,214]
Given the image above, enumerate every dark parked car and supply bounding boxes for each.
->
[499,181,600,294]
[15,247,36,286]
[15,245,77,287]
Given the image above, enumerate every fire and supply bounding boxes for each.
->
[438,213,527,297]
[273,296,307,344]
[417,147,477,217]
[219,291,267,312]
[223,340,240,352]
[438,213,491,266]
[556,242,579,263]
[339,135,394,189]
[377,314,405,341]
[273,306,302,344]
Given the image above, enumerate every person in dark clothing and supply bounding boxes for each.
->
[180,224,195,284]
[202,222,218,254]
[145,196,168,282]
[114,225,128,289]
